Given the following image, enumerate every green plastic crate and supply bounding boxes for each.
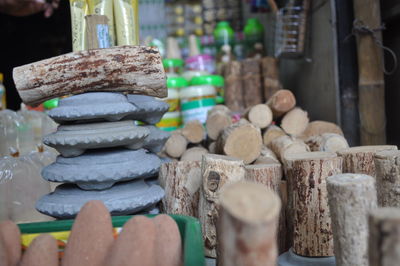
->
[18,214,205,266]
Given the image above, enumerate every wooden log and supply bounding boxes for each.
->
[244,104,273,129]
[224,61,244,112]
[337,145,397,176]
[181,120,205,144]
[261,57,282,100]
[242,58,263,107]
[198,154,246,257]
[13,46,166,106]
[285,152,342,256]
[206,110,232,140]
[299,120,344,140]
[368,207,400,266]
[208,142,217,154]
[269,135,309,163]
[353,0,386,145]
[159,161,202,217]
[263,125,286,147]
[253,145,280,165]
[266,89,296,118]
[164,133,188,158]
[305,133,349,152]
[375,150,400,207]
[327,173,377,266]
[216,120,262,164]
[217,182,281,266]
[181,147,209,162]
[280,107,309,136]
[209,104,231,115]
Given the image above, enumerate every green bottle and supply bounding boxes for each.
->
[213,21,234,55]
[244,18,265,57]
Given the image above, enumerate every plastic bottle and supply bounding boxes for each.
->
[180,84,216,124]
[0,73,6,110]
[163,58,184,77]
[213,21,235,54]
[244,18,265,57]
[190,75,225,104]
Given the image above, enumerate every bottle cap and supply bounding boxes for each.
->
[167,77,188,88]
[190,75,224,87]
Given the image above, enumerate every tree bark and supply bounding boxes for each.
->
[285,152,342,257]
[337,145,397,176]
[369,207,400,266]
[327,173,377,266]
[242,59,263,107]
[224,61,244,112]
[159,161,202,217]
[261,57,282,100]
[217,182,281,266]
[13,46,166,106]
[199,154,246,258]
[375,150,400,207]
[305,133,349,152]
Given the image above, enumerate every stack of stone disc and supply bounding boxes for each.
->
[36,92,170,219]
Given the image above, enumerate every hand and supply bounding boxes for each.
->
[0,0,60,17]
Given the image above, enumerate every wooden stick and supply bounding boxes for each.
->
[337,145,397,176]
[244,104,273,129]
[375,150,400,207]
[180,147,209,162]
[206,110,232,141]
[181,120,205,144]
[269,135,309,163]
[198,154,245,258]
[299,120,344,140]
[353,0,386,145]
[285,152,342,256]
[13,46,166,106]
[164,133,188,158]
[242,58,263,107]
[261,57,281,100]
[280,107,309,136]
[224,61,244,112]
[159,161,202,217]
[369,207,400,266]
[253,145,279,165]
[216,120,263,164]
[327,173,377,266]
[217,182,281,266]
[266,90,296,118]
[263,125,287,147]
[305,133,349,152]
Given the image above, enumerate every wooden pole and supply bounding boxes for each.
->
[327,173,377,266]
[159,161,202,217]
[353,0,386,144]
[224,61,244,112]
[285,152,342,256]
[337,145,397,176]
[375,150,400,207]
[369,207,400,266]
[198,154,245,258]
[217,182,281,266]
[242,59,263,107]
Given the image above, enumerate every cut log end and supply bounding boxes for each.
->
[180,147,209,162]
[165,133,188,158]
[181,120,205,144]
[280,107,309,136]
[245,104,273,129]
[266,89,296,118]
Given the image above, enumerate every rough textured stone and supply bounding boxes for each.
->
[142,125,170,153]
[126,95,169,125]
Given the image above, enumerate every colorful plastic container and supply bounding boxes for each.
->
[163,58,184,75]
[185,54,215,74]
[18,214,205,266]
[190,75,225,104]
[180,84,216,124]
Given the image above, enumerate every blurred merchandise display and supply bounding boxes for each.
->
[202,0,243,35]
[0,73,6,110]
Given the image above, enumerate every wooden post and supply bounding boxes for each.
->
[206,108,232,141]
[337,145,397,176]
[224,61,244,112]
[217,182,281,266]
[159,161,202,217]
[13,46,166,106]
[261,57,282,100]
[198,154,245,258]
[285,152,342,257]
[369,207,400,266]
[375,150,400,207]
[353,0,386,145]
[242,59,263,107]
[327,173,377,266]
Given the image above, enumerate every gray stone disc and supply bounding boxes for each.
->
[36,179,165,219]
[42,148,161,190]
[43,121,149,157]
[48,93,138,123]
[126,95,169,125]
[142,125,170,153]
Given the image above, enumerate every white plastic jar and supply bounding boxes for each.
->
[180,85,216,124]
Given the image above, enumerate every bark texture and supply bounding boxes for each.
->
[224,61,244,112]
[261,57,281,100]
[242,59,263,107]
[375,150,400,207]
